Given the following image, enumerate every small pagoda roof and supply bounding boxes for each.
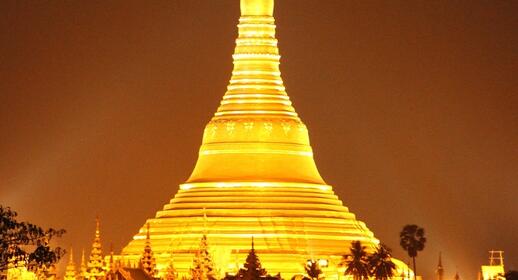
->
[223,238,281,280]
[104,267,155,280]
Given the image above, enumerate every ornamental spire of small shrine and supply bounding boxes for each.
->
[108,244,116,272]
[165,260,177,280]
[223,238,281,280]
[64,248,77,280]
[80,249,87,278]
[243,237,265,278]
[436,252,444,280]
[87,217,105,279]
[190,235,216,280]
[140,223,157,277]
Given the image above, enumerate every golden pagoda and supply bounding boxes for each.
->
[121,0,382,278]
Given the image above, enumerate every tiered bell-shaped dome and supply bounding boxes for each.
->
[121,0,379,278]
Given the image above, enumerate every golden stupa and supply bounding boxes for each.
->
[121,0,382,278]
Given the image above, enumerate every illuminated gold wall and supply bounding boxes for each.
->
[121,0,381,278]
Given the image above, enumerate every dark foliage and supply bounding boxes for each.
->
[0,206,65,272]
[340,241,370,280]
[304,260,322,280]
[368,244,396,280]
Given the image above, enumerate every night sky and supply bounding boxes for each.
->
[1,1,517,279]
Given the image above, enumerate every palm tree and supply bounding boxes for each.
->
[304,260,323,280]
[368,244,396,280]
[340,241,370,280]
[399,225,426,280]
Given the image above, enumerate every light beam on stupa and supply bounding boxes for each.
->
[120,0,387,278]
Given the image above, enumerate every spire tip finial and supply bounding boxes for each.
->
[95,216,100,236]
[241,0,274,16]
[68,247,74,262]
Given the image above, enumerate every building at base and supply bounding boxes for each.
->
[480,251,505,280]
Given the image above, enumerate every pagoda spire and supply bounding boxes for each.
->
[436,252,444,280]
[64,248,77,280]
[217,0,294,120]
[86,217,106,279]
[139,223,157,277]
[80,249,87,278]
[108,244,116,272]
[453,271,460,280]
[187,0,324,185]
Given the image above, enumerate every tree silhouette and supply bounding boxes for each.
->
[505,271,518,280]
[368,244,396,280]
[0,206,65,273]
[340,241,370,280]
[304,260,322,280]
[399,225,426,280]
